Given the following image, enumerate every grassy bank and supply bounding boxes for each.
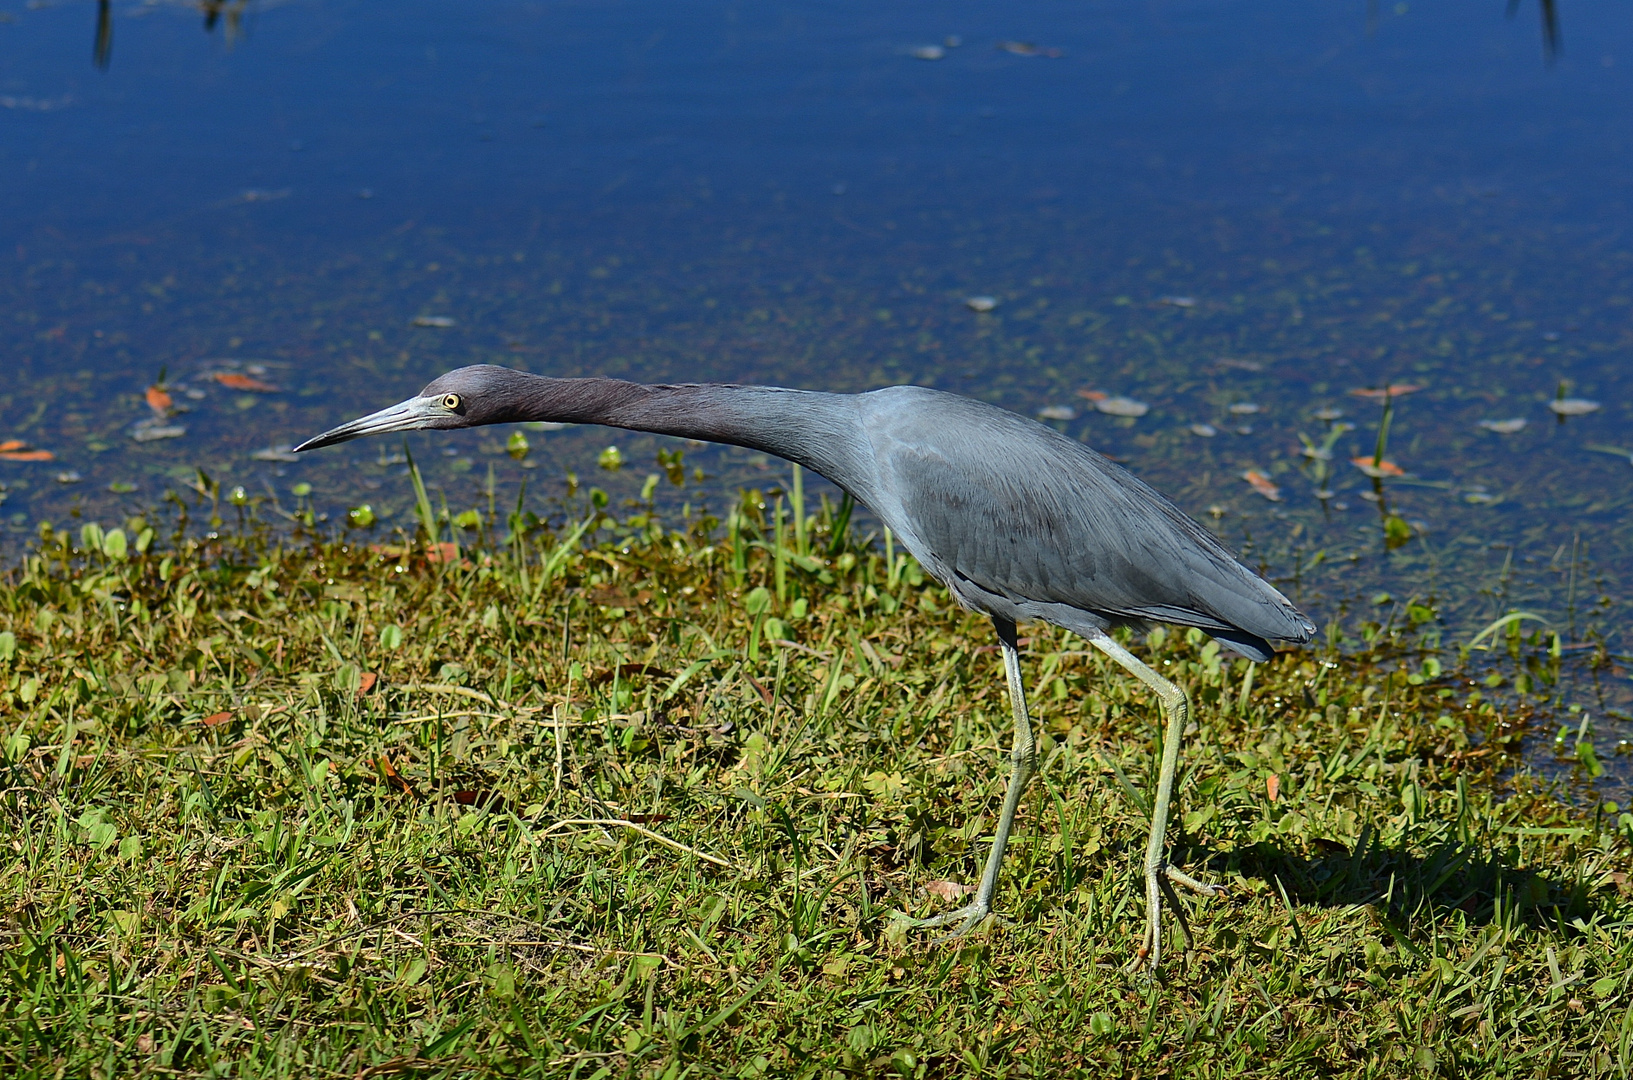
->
[1,485,1630,1079]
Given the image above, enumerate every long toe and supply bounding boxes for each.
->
[1164,864,1226,898]
[895,901,994,935]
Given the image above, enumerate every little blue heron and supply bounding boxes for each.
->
[296,364,1315,969]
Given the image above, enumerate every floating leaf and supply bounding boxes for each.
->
[213,373,278,392]
[347,504,376,527]
[252,445,300,462]
[145,385,172,412]
[1478,418,1527,434]
[1075,388,1108,402]
[0,447,54,462]
[964,295,997,312]
[130,421,185,442]
[1156,295,1196,308]
[1228,402,1260,415]
[1349,384,1422,400]
[1190,423,1217,437]
[997,40,1064,57]
[908,44,945,60]
[506,430,530,461]
[1549,398,1600,417]
[1241,469,1281,501]
[1037,405,1077,421]
[598,445,624,471]
[1350,456,1405,478]
[1384,515,1413,548]
[412,315,456,328]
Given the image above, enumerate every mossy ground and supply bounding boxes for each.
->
[1,489,1629,1079]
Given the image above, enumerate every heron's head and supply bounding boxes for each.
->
[294,365,536,452]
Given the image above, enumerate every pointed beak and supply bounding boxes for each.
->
[294,396,445,452]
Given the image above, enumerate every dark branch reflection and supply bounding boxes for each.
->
[1507,0,1562,63]
[92,0,112,71]
[91,0,255,71]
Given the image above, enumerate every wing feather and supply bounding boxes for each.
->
[862,390,1313,647]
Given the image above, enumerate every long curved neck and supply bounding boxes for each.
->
[509,376,868,484]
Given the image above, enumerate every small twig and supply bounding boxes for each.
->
[535,817,734,869]
[553,702,566,795]
[397,683,509,708]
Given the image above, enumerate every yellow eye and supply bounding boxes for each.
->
[442,394,461,410]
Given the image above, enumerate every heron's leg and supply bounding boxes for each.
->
[1087,632,1224,972]
[903,617,1036,934]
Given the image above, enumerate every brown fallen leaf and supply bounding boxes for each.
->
[213,372,279,392]
[201,711,233,727]
[1348,384,1422,400]
[587,663,675,687]
[357,671,378,697]
[0,440,26,452]
[0,447,54,462]
[377,755,417,797]
[423,542,460,563]
[924,880,976,900]
[1241,469,1282,501]
[452,790,505,810]
[1350,456,1405,478]
[1266,774,1280,802]
[1075,388,1108,402]
[145,385,173,412]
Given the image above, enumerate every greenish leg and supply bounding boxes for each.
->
[1088,631,1224,971]
[903,616,1036,934]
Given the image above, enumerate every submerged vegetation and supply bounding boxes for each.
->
[0,472,1630,1078]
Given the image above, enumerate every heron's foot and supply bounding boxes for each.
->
[1165,864,1226,898]
[891,900,1004,940]
[1136,862,1224,972]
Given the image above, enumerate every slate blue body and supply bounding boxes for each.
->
[297,364,1317,968]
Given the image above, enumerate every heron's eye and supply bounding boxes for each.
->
[442,394,461,410]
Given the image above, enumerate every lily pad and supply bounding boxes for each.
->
[1095,396,1149,418]
[1548,398,1600,417]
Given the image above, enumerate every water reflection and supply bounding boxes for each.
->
[1507,0,1562,63]
[92,0,110,71]
[87,0,255,71]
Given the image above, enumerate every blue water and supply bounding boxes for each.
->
[2,0,1630,792]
